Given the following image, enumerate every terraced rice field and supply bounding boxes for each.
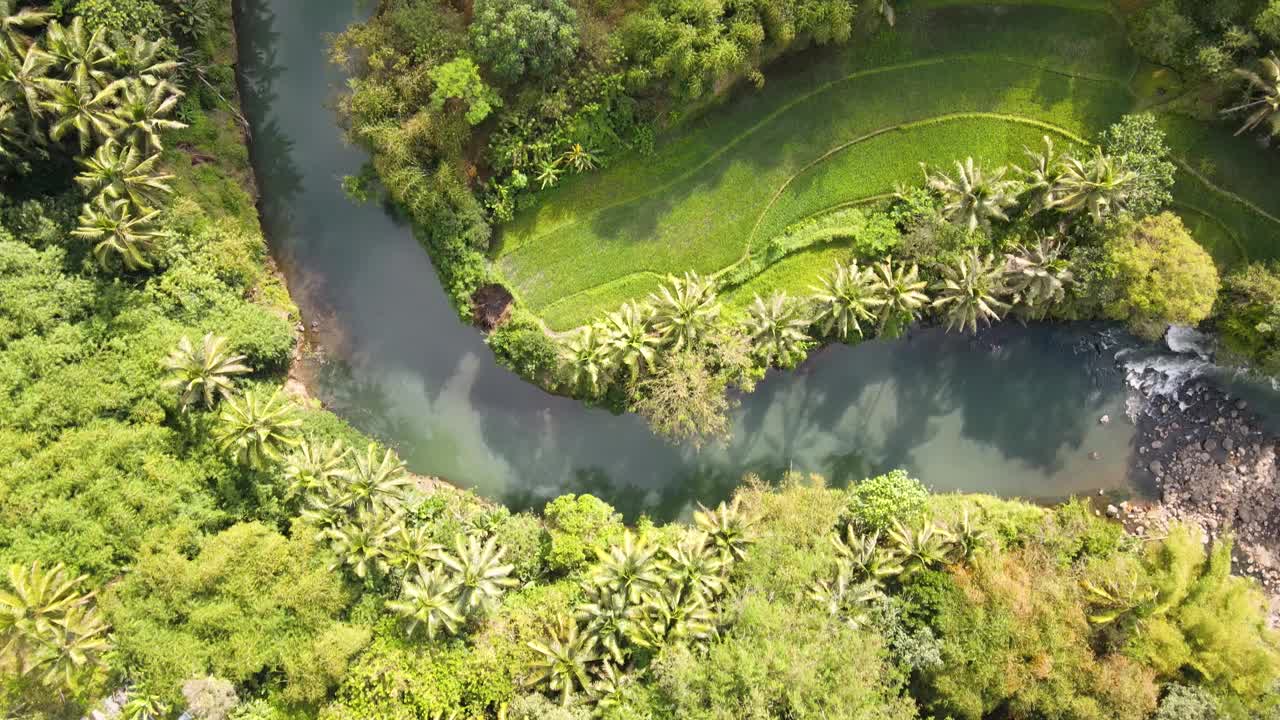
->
[496,0,1280,330]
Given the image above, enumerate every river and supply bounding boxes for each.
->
[234,0,1199,519]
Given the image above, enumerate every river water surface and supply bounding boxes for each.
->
[235,0,1169,519]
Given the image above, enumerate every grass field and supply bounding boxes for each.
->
[497,0,1280,331]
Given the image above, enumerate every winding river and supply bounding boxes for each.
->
[234,0,1234,519]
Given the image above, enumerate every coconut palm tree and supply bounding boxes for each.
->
[45,17,111,90]
[888,519,955,578]
[648,272,722,351]
[526,617,600,706]
[386,524,442,574]
[931,251,1010,334]
[693,499,754,565]
[325,510,398,580]
[436,534,517,615]
[592,531,663,604]
[871,260,929,334]
[663,532,726,600]
[121,687,169,720]
[831,528,903,588]
[624,585,717,650]
[1054,150,1137,223]
[1003,235,1073,316]
[591,661,631,712]
[745,292,812,367]
[0,562,109,690]
[924,157,1021,232]
[603,301,659,381]
[387,569,464,640]
[0,1,49,52]
[808,566,882,629]
[283,437,349,500]
[946,509,994,564]
[39,75,125,153]
[560,323,612,395]
[536,158,561,189]
[562,143,597,173]
[339,443,411,515]
[811,259,884,340]
[161,333,251,411]
[575,584,630,664]
[1018,135,1066,215]
[76,140,173,208]
[1,40,53,121]
[214,388,301,469]
[112,79,186,153]
[1224,53,1280,137]
[71,195,162,271]
[109,35,178,91]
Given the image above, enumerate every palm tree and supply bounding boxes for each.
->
[575,584,630,664]
[1054,150,1137,223]
[339,443,411,515]
[831,528,903,588]
[592,531,663,604]
[811,259,884,340]
[0,562,109,691]
[326,510,398,580]
[663,532,725,600]
[562,143,597,173]
[871,260,929,334]
[536,158,561,189]
[624,585,717,649]
[45,17,111,90]
[162,333,251,411]
[591,661,631,712]
[121,686,169,720]
[559,323,612,395]
[387,569,464,640]
[0,1,50,52]
[603,301,659,381]
[1,40,53,120]
[526,617,600,706]
[1224,53,1280,137]
[39,75,126,153]
[436,534,517,615]
[745,292,812,367]
[76,140,173,208]
[693,499,754,565]
[1018,136,1066,214]
[876,0,895,27]
[924,157,1021,231]
[109,35,178,91]
[931,251,1010,334]
[1003,235,1073,316]
[1081,569,1158,627]
[888,519,955,578]
[282,437,349,499]
[386,524,442,574]
[0,98,37,162]
[112,79,186,153]
[946,509,994,564]
[649,272,722,351]
[214,388,301,469]
[808,566,882,629]
[71,195,162,271]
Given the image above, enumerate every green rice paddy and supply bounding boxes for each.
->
[496,0,1280,331]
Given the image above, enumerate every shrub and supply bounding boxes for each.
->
[487,312,560,383]
[183,677,239,720]
[428,57,502,126]
[1102,114,1176,218]
[541,494,624,573]
[469,0,579,83]
[847,469,929,533]
[1102,213,1220,340]
[74,0,166,37]
[1154,684,1220,720]
[1217,262,1280,374]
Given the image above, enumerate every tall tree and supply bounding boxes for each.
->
[214,388,301,469]
[39,76,125,153]
[924,157,1021,231]
[745,291,812,367]
[931,251,1010,334]
[1224,53,1280,137]
[526,617,600,706]
[161,333,251,411]
[75,140,173,208]
[70,195,161,271]
[603,301,659,381]
[649,272,722,351]
[811,259,884,340]
[871,260,929,335]
[111,79,185,153]
[1054,150,1137,223]
[1003,236,1074,316]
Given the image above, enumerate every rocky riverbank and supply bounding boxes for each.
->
[1122,369,1280,611]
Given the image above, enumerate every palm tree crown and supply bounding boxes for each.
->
[71,194,161,271]
[871,260,929,334]
[387,569,464,640]
[1003,235,1074,315]
[931,251,1011,334]
[215,388,301,469]
[811,259,884,340]
[526,617,601,706]
[603,301,659,381]
[162,333,251,410]
[76,139,173,208]
[1224,53,1280,137]
[1054,150,1137,223]
[560,323,612,395]
[111,78,186,153]
[648,271,722,351]
[924,157,1022,231]
[436,534,517,615]
[745,291,812,367]
[0,561,109,692]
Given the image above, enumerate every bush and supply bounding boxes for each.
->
[469,0,579,83]
[1102,213,1220,340]
[1154,684,1220,720]
[183,677,239,720]
[847,470,929,533]
[74,0,166,37]
[428,57,502,125]
[487,311,559,383]
[1102,114,1176,218]
[1217,262,1280,374]
[541,493,624,573]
